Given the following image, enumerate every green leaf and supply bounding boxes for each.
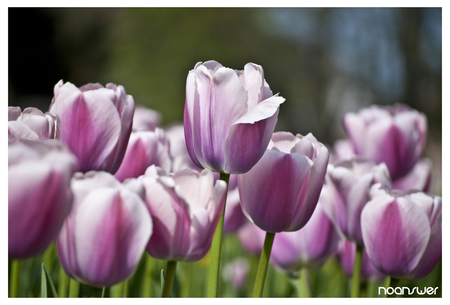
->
[160,269,165,295]
[41,264,47,298]
[43,264,58,297]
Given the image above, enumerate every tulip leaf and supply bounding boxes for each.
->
[41,263,59,298]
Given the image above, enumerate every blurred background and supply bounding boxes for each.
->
[8,7,442,195]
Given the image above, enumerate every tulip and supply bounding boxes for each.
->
[184,60,285,174]
[114,128,172,182]
[56,171,152,287]
[361,184,442,280]
[238,131,329,232]
[337,239,386,282]
[330,138,355,164]
[343,104,427,180]
[223,175,248,233]
[320,157,392,245]
[8,106,60,142]
[9,140,77,259]
[139,165,227,262]
[49,80,135,174]
[237,221,265,256]
[392,158,432,192]
[270,204,341,274]
[132,105,162,132]
[222,258,250,290]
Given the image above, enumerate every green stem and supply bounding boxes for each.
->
[141,253,153,297]
[58,267,70,298]
[388,277,400,298]
[351,244,363,297]
[298,268,311,297]
[161,260,178,297]
[68,279,79,298]
[181,262,191,297]
[110,282,123,297]
[207,172,230,297]
[9,260,20,297]
[253,231,276,297]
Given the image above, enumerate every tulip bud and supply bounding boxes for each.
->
[361,185,441,280]
[114,128,172,182]
[9,140,77,259]
[8,106,60,142]
[56,171,152,287]
[132,105,162,132]
[184,60,285,174]
[49,80,135,174]
[320,157,392,245]
[140,166,227,262]
[238,132,329,232]
[343,104,427,180]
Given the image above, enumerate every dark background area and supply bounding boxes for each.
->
[8,7,442,194]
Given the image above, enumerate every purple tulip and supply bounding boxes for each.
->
[114,128,172,182]
[139,166,227,262]
[361,184,442,280]
[237,221,265,256]
[270,204,341,273]
[56,171,152,287]
[8,106,60,142]
[337,239,386,282]
[238,132,329,232]
[223,175,248,233]
[49,80,135,174]
[132,105,162,132]
[320,157,392,245]
[9,140,77,259]
[222,258,250,290]
[184,60,285,174]
[343,104,427,180]
[392,158,432,192]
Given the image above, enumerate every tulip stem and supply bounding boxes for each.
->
[388,277,400,298]
[298,268,311,297]
[351,244,363,297]
[161,260,177,297]
[68,279,79,298]
[253,231,276,297]
[207,172,230,297]
[9,260,20,297]
[142,253,153,297]
[58,266,70,297]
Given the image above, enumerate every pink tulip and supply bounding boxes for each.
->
[57,171,152,287]
[320,157,392,245]
[222,258,250,290]
[361,184,441,280]
[9,140,77,259]
[132,105,162,132]
[139,166,227,262]
[114,128,172,182]
[238,132,329,232]
[8,106,60,141]
[343,104,427,180]
[49,80,135,174]
[269,204,340,273]
[392,158,432,192]
[184,60,285,174]
[337,239,386,282]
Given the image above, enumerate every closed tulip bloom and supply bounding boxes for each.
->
[140,166,227,262]
[320,157,392,245]
[49,80,135,174]
[9,140,77,259]
[337,239,386,282]
[8,106,60,142]
[184,60,285,174]
[343,104,427,180]
[132,105,162,132]
[270,204,341,273]
[57,171,152,287]
[238,132,329,232]
[361,185,442,280]
[114,128,172,182]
